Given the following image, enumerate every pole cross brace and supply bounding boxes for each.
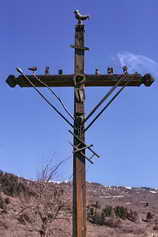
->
[73,144,93,153]
[68,130,100,158]
[79,151,94,164]
[69,142,94,164]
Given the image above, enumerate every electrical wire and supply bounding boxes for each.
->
[32,73,74,120]
[68,130,100,158]
[84,80,130,132]
[84,76,126,122]
[16,68,73,128]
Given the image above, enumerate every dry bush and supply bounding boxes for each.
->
[0,193,11,215]
[103,217,121,228]
[0,171,32,197]
[17,160,70,237]
[153,223,158,231]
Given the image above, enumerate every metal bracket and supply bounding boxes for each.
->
[75,88,85,103]
[73,74,86,88]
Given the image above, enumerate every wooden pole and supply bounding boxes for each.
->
[73,24,86,237]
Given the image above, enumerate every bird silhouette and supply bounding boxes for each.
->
[74,10,90,24]
[95,68,100,75]
[58,69,63,75]
[45,66,49,75]
[107,67,114,74]
[28,67,37,72]
[122,66,128,74]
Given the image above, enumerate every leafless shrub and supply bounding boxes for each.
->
[17,159,70,237]
[146,212,154,222]
[104,217,121,228]
[153,224,158,231]
[0,193,7,213]
[127,209,138,222]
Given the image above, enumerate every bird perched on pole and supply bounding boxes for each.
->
[122,65,128,74]
[58,69,63,75]
[74,10,90,24]
[107,67,114,74]
[45,66,50,75]
[28,66,37,73]
[95,68,100,75]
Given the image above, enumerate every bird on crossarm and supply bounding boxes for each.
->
[28,66,37,73]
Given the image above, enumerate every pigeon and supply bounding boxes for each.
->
[58,69,63,75]
[95,68,100,75]
[74,10,90,24]
[122,66,128,74]
[107,67,114,74]
[45,66,49,75]
[28,66,37,72]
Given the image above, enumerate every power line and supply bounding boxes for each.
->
[32,73,74,120]
[16,68,73,128]
[84,76,125,122]
[84,81,129,132]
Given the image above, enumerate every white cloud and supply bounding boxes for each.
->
[115,52,158,78]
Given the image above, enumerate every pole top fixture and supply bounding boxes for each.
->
[74,10,90,25]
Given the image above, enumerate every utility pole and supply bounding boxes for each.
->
[73,23,86,237]
[6,11,154,237]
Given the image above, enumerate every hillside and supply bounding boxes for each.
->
[0,171,158,236]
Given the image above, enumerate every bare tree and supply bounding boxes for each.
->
[17,160,70,237]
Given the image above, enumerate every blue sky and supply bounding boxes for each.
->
[1,0,158,187]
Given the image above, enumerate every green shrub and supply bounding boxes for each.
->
[114,206,128,219]
[102,205,113,217]
[87,204,138,225]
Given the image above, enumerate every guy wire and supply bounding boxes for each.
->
[32,73,74,121]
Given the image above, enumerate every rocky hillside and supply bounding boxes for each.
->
[0,171,158,236]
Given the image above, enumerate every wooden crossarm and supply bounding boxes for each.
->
[6,73,154,88]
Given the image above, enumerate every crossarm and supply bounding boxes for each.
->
[6,73,154,88]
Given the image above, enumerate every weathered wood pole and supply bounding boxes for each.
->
[73,23,86,237]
